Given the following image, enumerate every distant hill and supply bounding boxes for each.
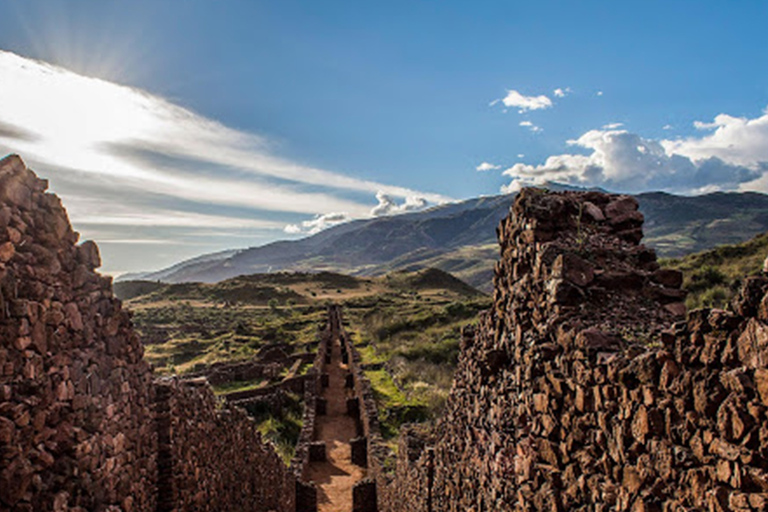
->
[123,189,768,292]
[115,268,483,305]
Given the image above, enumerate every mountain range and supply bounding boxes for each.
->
[123,188,768,292]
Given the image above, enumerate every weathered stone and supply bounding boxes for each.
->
[755,369,768,406]
[552,252,595,287]
[76,240,101,270]
[575,328,621,353]
[582,201,605,221]
[605,195,639,219]
[664,302,687,317]
[650,269,683,288]
[0,241,14,263]
[736,318,768,368]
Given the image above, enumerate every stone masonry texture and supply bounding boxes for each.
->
[3,154,768,511]
[378,188,768,511]
[0,155,309,512]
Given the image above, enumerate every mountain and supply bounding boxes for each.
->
[124,189,768,292]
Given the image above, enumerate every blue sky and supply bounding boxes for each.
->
[1,1,768,274]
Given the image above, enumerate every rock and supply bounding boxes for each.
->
[0,416,14,444]
[76,241,101,270]
[552,252,595,287]
[736,318,768,368]
[651,269,683,289]
[608,211,644,231]
[583,201,605,221]
[0,242,14,263]
[575,328,621,353]
[664,302,686,317]
[605,195,639,220]
[483,349,509,375]
[0,176,32,209]
[548,278,584,305]
[755,369,768,406]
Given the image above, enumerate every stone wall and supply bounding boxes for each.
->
[381,188,768,511]
[154,378,296,512]
[0,155,321,511]
[184,353,316,387]
[328,307,391,511]
[0,155,157,511]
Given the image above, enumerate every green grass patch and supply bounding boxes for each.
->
[662,231,768,309]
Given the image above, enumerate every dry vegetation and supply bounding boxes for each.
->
[119,268,490,442]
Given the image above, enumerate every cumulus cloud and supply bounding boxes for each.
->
[663,111,768,167]
[284,212,350,235]
[553,87,571,98]
[602,122,623,130]
[371,191,429,217]
[501,111,768,195]
[596,91,604,96]
[520,121,543,133]
[476,162,501,172]
[493,89,552,113]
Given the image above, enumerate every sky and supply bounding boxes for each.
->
[0,1,768,275]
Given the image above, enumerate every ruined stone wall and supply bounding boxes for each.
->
[288,317,331,512]
[184,360,284,386]
[184,353,316,387]
[0,155,322,512]
[154,378,296,512]
[0,155,157,511]
[223,374,311,403]
[332,307,390,511]
[382,189,768,511]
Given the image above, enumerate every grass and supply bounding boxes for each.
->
[242,392,304,464]
[344,292,490,439]
[134,303,326,374]
[123,269,489,450]
[662,231,768,309]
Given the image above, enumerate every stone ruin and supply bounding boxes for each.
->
[376,188,768,510]
[0,155,322,512]
[1,153,768,511]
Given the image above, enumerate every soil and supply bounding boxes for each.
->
[304,336,366,511]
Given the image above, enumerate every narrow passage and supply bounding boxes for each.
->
[304,325,366,511]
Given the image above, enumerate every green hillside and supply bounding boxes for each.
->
[121,268,490,438]
[662,232,768,309]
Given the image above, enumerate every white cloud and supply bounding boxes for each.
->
[663,124,673,130]
[519,121,542,133]
[476,162,501,172]
[283,212,351,235]
[496,89,552,113]
[596,91,604,96]
[553,87,571,98]
[664,112,768,167]
[0,50,452,273]
[517,154,525,158]
[501,110,768,195]
[371,191,429,217]
[602,122,624,130]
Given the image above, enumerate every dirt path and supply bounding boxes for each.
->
[304,334,366,512]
